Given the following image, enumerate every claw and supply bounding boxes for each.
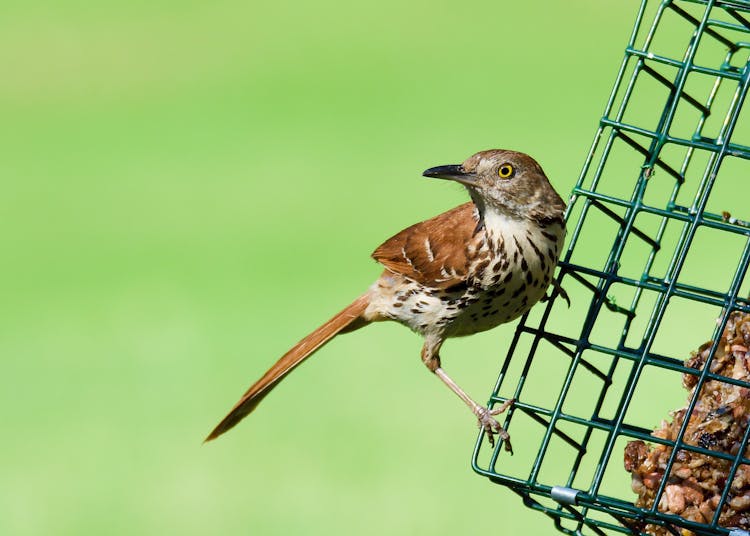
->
[475,399,515,453]
[542,278,570,308]
[558,285,571,308]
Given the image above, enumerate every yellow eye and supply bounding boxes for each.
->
[498,163,514,179]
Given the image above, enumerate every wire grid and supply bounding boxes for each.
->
[472,1,750,535]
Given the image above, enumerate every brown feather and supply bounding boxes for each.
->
[371,202,481,290]
[205,294,370,441]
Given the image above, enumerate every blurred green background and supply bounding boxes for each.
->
[0,1,652,534]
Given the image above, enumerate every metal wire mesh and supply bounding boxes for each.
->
[473,1,750,534]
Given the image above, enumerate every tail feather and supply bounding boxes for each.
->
[205,294,370,442]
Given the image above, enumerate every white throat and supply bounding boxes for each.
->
[481,206,528,240]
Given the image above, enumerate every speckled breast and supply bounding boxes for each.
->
[376,221,564,338]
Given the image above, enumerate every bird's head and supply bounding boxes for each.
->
[422,149,565,222]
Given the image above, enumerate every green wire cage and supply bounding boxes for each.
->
[473,1,750,535]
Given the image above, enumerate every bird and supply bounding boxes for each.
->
[206,149,566,449]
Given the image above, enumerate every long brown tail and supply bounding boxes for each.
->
[205,294,371,442]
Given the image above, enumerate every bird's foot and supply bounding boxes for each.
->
[541,278,571,308]
[475,399,515,453]
[556,285,571,308]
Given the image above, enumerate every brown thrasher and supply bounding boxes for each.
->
[206,149,566,449]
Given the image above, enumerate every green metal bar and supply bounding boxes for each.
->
[640,39,750,527]
[476,1,750,534]
[625,46,744,80]
[669,1,739,50]
[599,117,750,157]
[682,0,750,14]
[504,398,750,466]
[590,0,717,498]
[572,188,750,236]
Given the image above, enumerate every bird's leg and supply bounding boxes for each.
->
[421,340,514,452]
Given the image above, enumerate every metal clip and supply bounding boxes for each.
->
[551,486,580,506]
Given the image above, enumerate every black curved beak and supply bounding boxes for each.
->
[422,164,478,187]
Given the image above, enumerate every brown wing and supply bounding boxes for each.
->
[371,202,480,290]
